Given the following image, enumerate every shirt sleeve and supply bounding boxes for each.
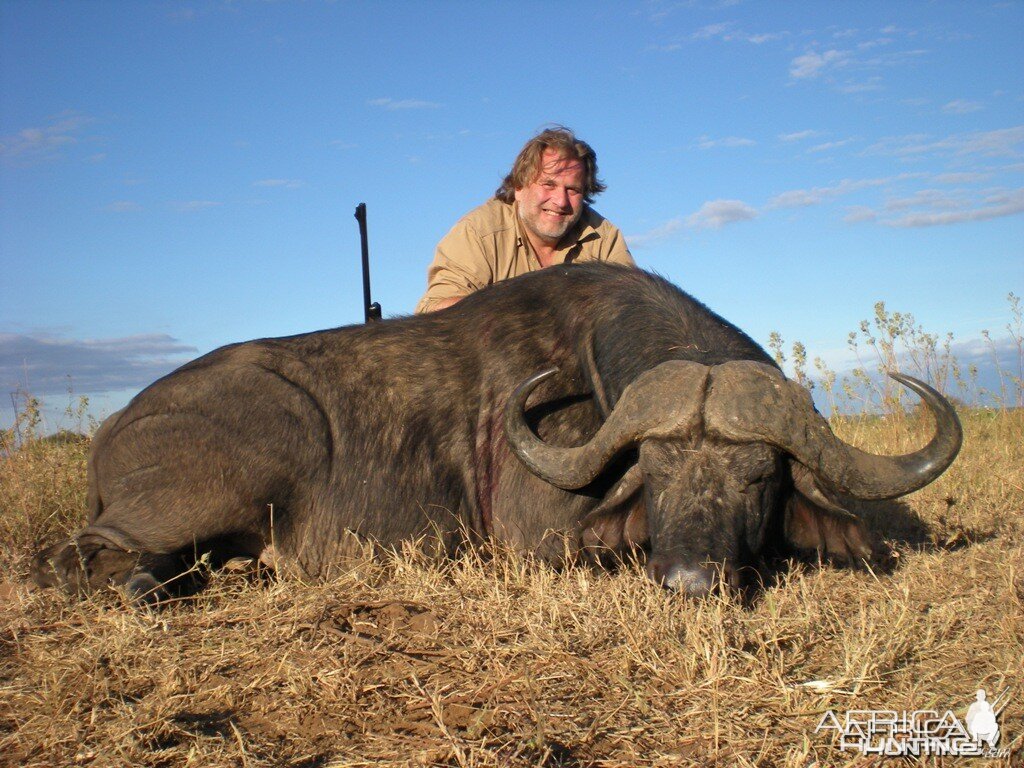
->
[602,225,635,267]
[414,220,495,314]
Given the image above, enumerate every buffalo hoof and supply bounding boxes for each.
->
[123,571,171,607]
[30,536,141,595]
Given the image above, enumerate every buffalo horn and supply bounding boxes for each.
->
[504,361,710,489]
[704,362,962,500]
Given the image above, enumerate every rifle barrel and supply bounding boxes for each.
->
[354,203,378,322]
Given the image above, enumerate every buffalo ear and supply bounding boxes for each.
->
[578,464,647,563]
[784,492,872,563]
[581,500,648,563]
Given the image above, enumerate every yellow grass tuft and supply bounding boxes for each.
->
[1,409,1021,767]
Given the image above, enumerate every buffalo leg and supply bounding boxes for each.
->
[40,378,330,598]
[31,525,144,596]
[31,523,264,604]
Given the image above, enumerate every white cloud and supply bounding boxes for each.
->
[627,217,686,248]
[942,100,984,115]
[0,332,196,395]
[789,49,848,79]
[686,199,758,229]
[691,22,732,40]
[172,200,222,212]
[746,32,786,44]
[0,111,93,160]
[768,176,901,209]
[641,174,1018,238]
[807,138,858,153]
[838,78,883,94]
[254,179,304,189]
[367,98,442,111]
[695,135,756,149]
[647,41,682,52]
[856,37,894,51]
[933,172,993,184]
[768,189,822,209]
[167,8,196,22]
[788,36,927,89]
[823,182,1023,228]
[843,206,878,224]
[628,199,760,244]
[863,133,932,156]
[884,189,967,212]
[863,49,929,68]
[651,19,786,52]
[957,126,1024,157]
[779,130,821,143]
[889,189,969,211]
[865,126,1024,160]
[104,201,142,213]
[689,21,787,44]
[883,187,1024,227]
[948,334,1022,365]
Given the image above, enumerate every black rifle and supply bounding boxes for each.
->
[354,203,381,322]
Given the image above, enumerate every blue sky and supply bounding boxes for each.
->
[1,0,1022,429]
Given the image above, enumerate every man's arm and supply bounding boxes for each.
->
[428,295,463,311]
[602,224,635,267]
[415,220,494,313]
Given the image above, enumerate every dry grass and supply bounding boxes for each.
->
[1,410,1022,767]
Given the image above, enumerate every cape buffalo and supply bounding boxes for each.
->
[32,263,961,599]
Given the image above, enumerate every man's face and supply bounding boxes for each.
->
[514,148,586,247]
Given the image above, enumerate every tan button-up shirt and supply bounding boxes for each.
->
[415,198,634,313]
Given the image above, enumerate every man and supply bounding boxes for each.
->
[415,126,634,313]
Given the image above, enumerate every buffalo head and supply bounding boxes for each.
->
[505,360,962,596]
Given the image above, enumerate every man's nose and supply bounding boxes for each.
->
[550,186,570,209]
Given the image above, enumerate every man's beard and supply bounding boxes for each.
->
[518,205,582,246]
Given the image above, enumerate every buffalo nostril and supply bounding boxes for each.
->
[666,565,715,596]
[646,558,738,596]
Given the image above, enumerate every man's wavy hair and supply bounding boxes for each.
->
[494,126,606,205]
